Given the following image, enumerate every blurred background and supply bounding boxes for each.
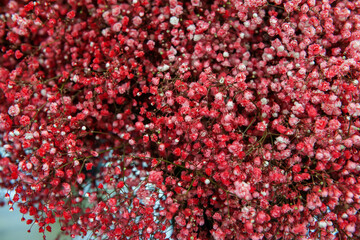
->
[0,189,73,240]
[0,138,75,240]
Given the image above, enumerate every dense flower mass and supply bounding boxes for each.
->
[0,0,360,239]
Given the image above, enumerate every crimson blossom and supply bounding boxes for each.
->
[1,0,360,239]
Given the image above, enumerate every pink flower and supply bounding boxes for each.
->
[148,171,163,185]
[255,121,267,131]
[8,104,20,116]
[347,103,360,117]
[345,222,356,233]
[244,0,267,8]
[66,10,75,19]
[191,0,201,6]
[132,16,142,26]
[49,103,58,113]
[270,205,281,218]
[255,211,269,224]
[234,181,252,200]
[306,193,322,210]
[19,115,30,126]
[211,228,226,240]
[308,44,323,55]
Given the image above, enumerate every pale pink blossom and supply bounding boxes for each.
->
[8,104,20,116]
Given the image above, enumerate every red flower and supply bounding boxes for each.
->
[308,44,323,55]
[1,1,359,239]
[66,10,75,19]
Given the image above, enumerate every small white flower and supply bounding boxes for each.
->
[318,221,327,228]
[277,46,285,52]
[215,93,223,101]
[187,24,196,32]
[350,40,360,51]
[157,64,170,72]
[193,34,203,41]
[72,75,79,82]
[25,133,33,140]
[226,101,234,110]
[260,98,269,105]
[170,16,179,25]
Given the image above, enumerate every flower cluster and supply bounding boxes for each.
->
[1,0,360,239]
